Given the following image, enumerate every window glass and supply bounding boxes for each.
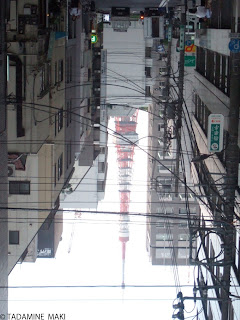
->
[145,67,151,78]
[179,207,187,214]
[9,231,19,245]
[58,108,63,132]
[156,233,168,241]
[98,162,105,173]
[145,86,151,97]
[58,154,63,180]
[179,233,189,241]
[145,47,151,58]
[156,248,171,259]
[178,248,189,259]
[97,180,104,192]
[58,59,64,82]
[9,181,30,195]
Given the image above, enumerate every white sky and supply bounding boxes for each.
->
[8,111,196,319]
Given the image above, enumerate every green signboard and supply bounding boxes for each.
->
[91,34,98,44]
[207,114,224,153]
[184,56,196,67]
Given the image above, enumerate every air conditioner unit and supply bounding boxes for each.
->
[8,164,15,177]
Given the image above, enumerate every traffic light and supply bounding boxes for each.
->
[172,292,184,320]
[172,311,184,320]
[140,11,144,20]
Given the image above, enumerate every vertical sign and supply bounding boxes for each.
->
[179,25,185,50]
[168,25,172,42]
[91,34,98,43]
[207,114,224,153]
[185,40,196,52]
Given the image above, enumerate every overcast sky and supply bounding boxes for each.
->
[8,111,196,319]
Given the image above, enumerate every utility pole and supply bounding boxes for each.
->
[221,1,240,319]
[0,0,8,316]
[175,0,186,194]
[164,25,172,156]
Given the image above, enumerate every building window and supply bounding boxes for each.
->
[158,193,172,200]
[97,180,105,192]
[100,147,106,154]
[87,98,91,113]
[158,123,164,131]
[145,47,151,58]
[156,221,165,228]
[58,154,63,180]
[196,47,230,97]
[179,222,188,228]
[179,193,195,201]
[158,164,174,172]
[69,56,72,82]
[66,100,72,127]
[145,86,151,97]
[145,67,151,78]
[54,164,57,187]
[66,56,73,83]
[55,61,58,84]
[88,68,91,81]
[40,63,50,93]
[165,207,173,214]
[55,113,57,136]
[58,108,63,132]
[156,248,171,259]
[66,57,69,83]
[58,59,64,82]
[194,94,211,135]
[156,233,168,241]
[66,142,72,169]
[9,181,30,195]
[178,248,189,259]
[159,67,168,75]
[69,100,72,123]
[179,208,187,215]
[9,231,19,245]
[159,80,166,87]
[179,234,189,241]
[69,142,72,166]
[98,162,105,173]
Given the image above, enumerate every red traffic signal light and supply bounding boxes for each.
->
[140,11,144,20]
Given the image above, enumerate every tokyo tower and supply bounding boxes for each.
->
[114,110,139,289]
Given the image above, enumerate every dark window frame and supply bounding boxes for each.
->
[9,231,20,245]
[58,154,63,180]
[58,108,63,132]
[145,67,151,78]
[145,86,151,97]
[145,47,151,58]
[58,59,64,82]
[97,180,105,192]
[9,181,30,195]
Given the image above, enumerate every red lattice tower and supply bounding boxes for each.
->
[115,110,138,288]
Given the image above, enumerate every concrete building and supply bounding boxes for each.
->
[146,16,200,266]
[146,96,200,265]
[188,24,240,320]
[61,31,109,209]
[24,211,63,261]
[5,0,77,273]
